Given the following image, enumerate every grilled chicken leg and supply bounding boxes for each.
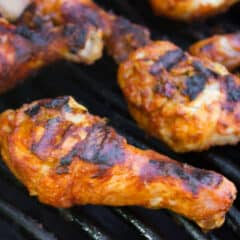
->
[0,17,103,93]
[119,41,240,152]
[0,96,236,230]
[20,0,151,63]
[0,0,150,93]
[149,0,239,21]
[189,32,240,70]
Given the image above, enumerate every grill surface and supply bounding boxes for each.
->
[0,1,240,239]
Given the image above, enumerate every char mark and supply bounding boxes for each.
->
[183,60,219,100]
[60,123,125,167]
[43,96,70,111]
[114,17,150,47]
[25,97,70,117]
[15,25,46,45]
[150,49,185,75]
[225,75,240,102]
[61,3,104,29]
[192,61,219,78]
[31,117,62,158]
[184,74,206,100]
[63,23,88,53]
[25,104,40,117]
[141,160,222,194]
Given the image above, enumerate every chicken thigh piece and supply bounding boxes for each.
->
[119,41,240,152]
[0,96,236,230]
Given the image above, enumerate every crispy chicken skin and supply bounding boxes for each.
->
[0,96,236,230]
[0,18,103,93]
[20,0,151,63]
[119,41,240,152]
[189,32,240,70]
[149,0,239,21]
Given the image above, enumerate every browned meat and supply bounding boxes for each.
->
[0,96,236,230]
[21,0,151,63]
[189,32,240,70]
[119,41,240,152]
[0,17,103,93]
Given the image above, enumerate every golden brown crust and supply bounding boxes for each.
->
[189,32,240,70]
[149,0,239,21]
[119,41,240,152]
[0,96,236,230]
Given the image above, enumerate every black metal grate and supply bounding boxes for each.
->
[0,0,239,239]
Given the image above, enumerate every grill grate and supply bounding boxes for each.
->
[0,0,239,239]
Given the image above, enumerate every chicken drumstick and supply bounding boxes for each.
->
[0,96,236,230]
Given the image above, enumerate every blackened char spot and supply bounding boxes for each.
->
[142,160,222,194]
[106,16,150,63]
[225,75,240,102]
[25,104,40,117]
[61,3,104,28]
[115,17,150,46]
[31,117,62,157]
[43,96,70,111]
[183,60,219,100]
[60,147,78,166]
[59,123,125,167]
[192,60,219,78]
[15,25,33,39]
[63,24,88,54]
[63,24,77,36]
[33,16,45,29]
[184,74,206,100]
[150,49,185,75]
[71,29,87,53]
[15,25,46,45]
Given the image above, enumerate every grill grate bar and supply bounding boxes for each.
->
[69,64,127,113]
[112,207,164,240]
[0,198,57,240]
[226,207,240,238]
[169,213,219,240]
[59,209,111,240]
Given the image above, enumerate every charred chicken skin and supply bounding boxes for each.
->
[149,0,239,21]
[0,96,236,230]
[0,0,150,93]
[119,41,240,152]
[20,0,151,63]
[0,17,103,93]
[189,32,240,71]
